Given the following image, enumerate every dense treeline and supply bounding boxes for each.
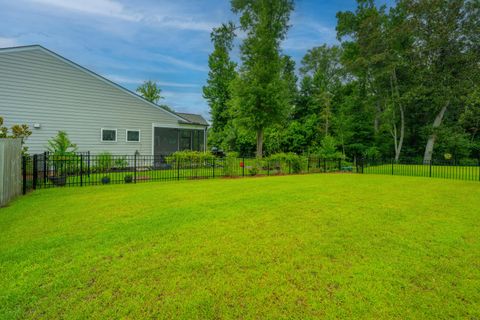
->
[203,0,480,161]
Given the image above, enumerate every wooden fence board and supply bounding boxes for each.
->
[0,139,22,207]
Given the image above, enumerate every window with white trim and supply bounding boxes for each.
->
[101,129,117,142]
[126,129,140,142]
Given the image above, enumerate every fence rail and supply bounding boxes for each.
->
[22,154,354,192]
[359,157,480,182]
[21,154,480,194]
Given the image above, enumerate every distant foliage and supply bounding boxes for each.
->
[0,116,32,155]
[204,0,479,161]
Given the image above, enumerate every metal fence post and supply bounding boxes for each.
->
[213,157,215,178]
[391,158,394,175]
[43,151,47,186]
[32,154,38,190]
[134,153,137,183]
[80,154,83,187]
[430,159,433,178]
[267,159,270,176]
[22,156,27,195]
[177,158,180,180]
[87,151,91,177]
[307,157,310,173]
[478,157,480,181]
[361,157,364,174]
[242,157,245,177]
[324,159,327,173]
[338,158,342,172]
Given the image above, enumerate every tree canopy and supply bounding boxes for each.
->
[204,0,480,161]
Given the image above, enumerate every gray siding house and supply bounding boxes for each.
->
[0,45,208,155]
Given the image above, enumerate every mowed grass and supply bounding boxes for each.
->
[1,174,479,319]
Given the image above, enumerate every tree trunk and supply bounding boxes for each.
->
[256,128,264,158]
[423,103,448,163]
[391,69,404,162]
[395,105,405,162]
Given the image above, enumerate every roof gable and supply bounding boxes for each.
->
[0,45,191,123]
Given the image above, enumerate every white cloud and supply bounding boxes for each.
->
[0,37,20,47]
[162,90,209,117]
[151,53,208,72]
[30,0,142,21]
[150,15,216,32]
[29,0,218,32]
[106,74,199,88]
[282,20,338,51]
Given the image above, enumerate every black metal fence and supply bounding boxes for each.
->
[22,153,354,192]
[21,154,479,194]
[359,157,480,182]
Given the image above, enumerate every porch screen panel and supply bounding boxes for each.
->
[179,130,192,150]
[198,130,205,151]
[154,128,178,155]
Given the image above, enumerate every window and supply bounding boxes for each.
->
[101,129,117,142]
[126,130,140,142]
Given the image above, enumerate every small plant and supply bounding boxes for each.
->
[124,175,133,183]
[101,176,111,184]
[46,131,79,177]
[248,166,258,176]
[97,152,113,171]
[223,152,239,176]
[114,157,128,170]
[47,131,78,155]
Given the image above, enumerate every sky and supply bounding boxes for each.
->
[0,0,389,119]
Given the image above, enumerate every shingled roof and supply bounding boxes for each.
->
[176,113,209,126]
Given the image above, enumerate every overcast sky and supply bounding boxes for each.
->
[0,0,389,119]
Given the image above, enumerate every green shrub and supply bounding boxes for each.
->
[267,153,304,174]
[166,151,215,168]
[223,152,239,176]
[46,131,80,176]
[248,166,258,176]
[97,152,113,171]
[114,157,128,169]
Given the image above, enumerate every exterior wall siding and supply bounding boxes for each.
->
[0,48,203,155]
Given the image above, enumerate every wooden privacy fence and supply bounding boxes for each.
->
[0,138,22,207]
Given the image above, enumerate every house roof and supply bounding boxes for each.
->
[176,113,209,126]
[0,44,207,126]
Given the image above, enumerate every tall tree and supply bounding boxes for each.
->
[231,0,294,158]
[337,0,413,161]
[402,0,478,162]
[203,22,238,148]
[300,45,343,136]
[137,80,163,104]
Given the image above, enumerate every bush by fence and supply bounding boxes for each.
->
[22,153,352,191]
[20,153,480,193]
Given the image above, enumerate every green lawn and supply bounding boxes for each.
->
[1,174,479,319]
